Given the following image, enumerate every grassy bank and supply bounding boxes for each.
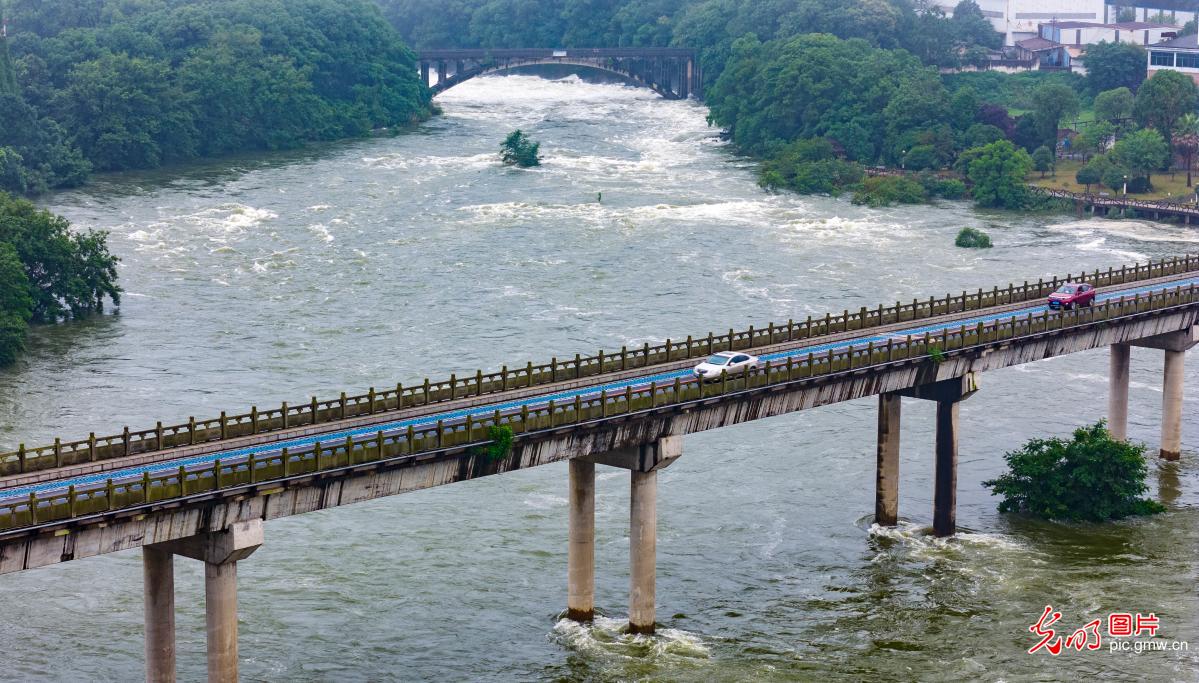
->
[1027,158,1199,202]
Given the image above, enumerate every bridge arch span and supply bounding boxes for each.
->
[415,48,702,100]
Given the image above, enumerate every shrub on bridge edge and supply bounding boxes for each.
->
[983,422,1165,522]
[469,424,514,462]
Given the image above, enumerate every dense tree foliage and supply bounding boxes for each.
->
[1,0,433,193]
[1082,41,1147,94]
[1111,128,1170,187]
[500,129,541,167]
[960,140,1032,209]
[0,192,121,364]
[983,422,1165,522]
[707,34,926,161]
[1133,69,1199,143]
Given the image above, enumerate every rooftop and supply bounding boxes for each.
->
[1016,36,1063,51]
[1155,33,1199,49]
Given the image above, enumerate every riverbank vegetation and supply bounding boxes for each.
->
[0,0,433,195]
[984,423,1165,522]
[0,192,120,364]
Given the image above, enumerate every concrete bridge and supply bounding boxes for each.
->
[2,256,1198,681]
[415,48,701,100]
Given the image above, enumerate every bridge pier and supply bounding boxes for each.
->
[144,520,264,683]
[629,468,657,634]
[144,547,176,683]
[1109,343,1131,441]
[567,459,595,622]
[573,436,682,634]
[898,374,979,537]
[1130,327,1197,460]
[875,393,902,526]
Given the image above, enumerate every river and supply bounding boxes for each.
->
[0,73,1196,682]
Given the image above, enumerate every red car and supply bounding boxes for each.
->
[1047,282,1097,310]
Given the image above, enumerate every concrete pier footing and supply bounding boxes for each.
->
[143,547,176,683]
[1109,343,1130,441]
[1162,349,1185,461]
[205,561,240,682]
[567,459,595,622]
[898,374,978,537]
[572,435,682,635]
[144,519,263,683]
[628,469,657,635]
[1130,327,1196,460]
[875,393,902,526]
[933,400,960,538]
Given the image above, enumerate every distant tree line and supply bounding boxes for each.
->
[379,0,1005,78]
[0,0,434,195]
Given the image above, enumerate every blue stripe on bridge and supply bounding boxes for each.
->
[3,275,1196,503]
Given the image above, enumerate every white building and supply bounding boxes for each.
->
[1147,34,1199,85]
[936,0,1107,45]
[1041,20,1179,48]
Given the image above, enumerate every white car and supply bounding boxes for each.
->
[692,351,760,382]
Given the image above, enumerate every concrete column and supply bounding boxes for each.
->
[143,547,176,683]
[1109,343,1131,441]
[205,562,240,683]
[150,519,263,683]
[1161,349,1185,461]
[933,400,959,538]
[898,374,977,537]
[875,393,901,526]
[628,469,657,635]
[567,459,595,622]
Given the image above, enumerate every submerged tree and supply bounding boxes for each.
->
[500,129,541,168]
[983,422,1165,522]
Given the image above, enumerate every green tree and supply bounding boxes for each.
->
[1092,86,1134,125]
[1032,145,1054,177]
[1111,128,1170,188]
[947,86,978,131]
[1100,158,1132,194]
[0,241,33,365]
[983,422,1165,522]
[949,0,1002,49]
[1075,162,1101,193]
[0,24,17,95]
[1082,41,1147,94]
[1172,112,1199,187]
[962,139,1033,209]
[1133,69,1199,142]
[1078,120,1115,159]
[1031,82,1079,151]
[500,129,541,167]
[0,191,120,322]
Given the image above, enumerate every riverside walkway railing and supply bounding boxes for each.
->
[2,255,1197,478]
[1031,187,1199,217]
[2,281,1197,532]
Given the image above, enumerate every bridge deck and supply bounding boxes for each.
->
[0,266,1194,531]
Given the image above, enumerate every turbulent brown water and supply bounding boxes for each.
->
[0,73,1196,682]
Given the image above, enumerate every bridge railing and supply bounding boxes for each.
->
[2,282,1196,532]
[2,255,1197,478]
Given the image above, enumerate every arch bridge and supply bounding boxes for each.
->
[415,48,702,100]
